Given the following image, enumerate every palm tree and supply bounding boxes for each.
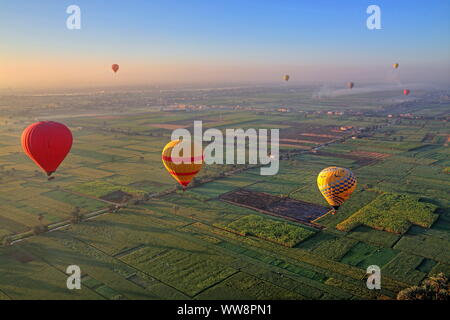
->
[425,273,448,300]
[2,236,12,246]
[70,207,82,224]
[37,213,44,226]
[397,273,448,300]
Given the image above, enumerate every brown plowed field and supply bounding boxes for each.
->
[314,150,390,166]
[220,189,329,229]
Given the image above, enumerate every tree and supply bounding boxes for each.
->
[2,236,12,246]
[32,225,48,235]
[424,273,449,300]
[37,213,44,226]
[70,206,82,224]
[397,273,448,300]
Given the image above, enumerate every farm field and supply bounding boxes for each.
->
[0,87,448,300]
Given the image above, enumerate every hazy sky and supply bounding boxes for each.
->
[1,0,449,88]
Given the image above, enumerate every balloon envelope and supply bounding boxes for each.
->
[21,121,73,176]
[284,75,290,81]
[317,167,357,210]
[162,140,203,188]
[393,63,399,69]
[112,64,119,73]
[403,89,410,96]
[347,82,354,89]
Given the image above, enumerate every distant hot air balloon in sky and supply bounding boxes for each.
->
[112,64,119,73]
[284,75,290,82]
[317,167,357,212]
[162,140,203,190]
[403,89,410,96]
[347,82,354,89]
[393,63,399,69]
[21,121,73,179]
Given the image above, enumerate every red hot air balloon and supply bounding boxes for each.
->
[403,89,410,96]
[21,121,73,178]
[112,64,119,73]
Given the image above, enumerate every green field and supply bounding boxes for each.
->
[222,214,316,247]
[0,88,448,300]
[337,193,439,234]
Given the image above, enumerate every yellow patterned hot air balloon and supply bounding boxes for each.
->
[284,74,290,81]
[317,167,357,211]
[162,140,203,190]
[393,63,399,69]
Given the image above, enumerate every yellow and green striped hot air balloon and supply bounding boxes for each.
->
[317,167,357,211]
[162,139,203,190]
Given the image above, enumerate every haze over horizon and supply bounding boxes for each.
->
[1,0,449,89]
